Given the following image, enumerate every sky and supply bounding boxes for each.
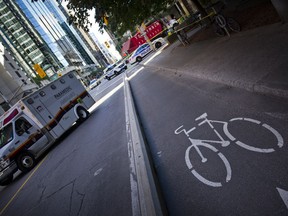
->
[88,10,121,58]
[61,1,121,61]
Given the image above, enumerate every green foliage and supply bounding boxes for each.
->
[32,0,211,37]
[62,0,174,36]
[90,66,104,77]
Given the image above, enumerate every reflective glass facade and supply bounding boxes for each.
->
[44,1,100,66]
[15,0,70,67]
[0,0,61,78]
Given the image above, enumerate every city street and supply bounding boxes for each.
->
[129,65,288,215]
[0,72,132,216]
[1,0,287,216]
[1,60,288,215]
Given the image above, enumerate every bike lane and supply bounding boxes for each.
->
[129,67,288,216]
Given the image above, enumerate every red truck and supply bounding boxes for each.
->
[121,20,165,57]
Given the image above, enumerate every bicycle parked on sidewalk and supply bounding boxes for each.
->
[206,2,241,36]
[174,113,284,187]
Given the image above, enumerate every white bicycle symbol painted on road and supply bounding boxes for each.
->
[174,113,284,187]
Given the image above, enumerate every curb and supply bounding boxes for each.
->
[123,74,166,216]
[141,64,288,99]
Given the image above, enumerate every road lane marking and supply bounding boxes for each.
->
[0,155,48,215]
[93,168,103,176]
[127,67,144,81]
[89,66,144,114]
[88,83,124,113]
[95,76,122,96]
[277,187,288,209]
[177,113,283,187]
[143,44,168,65]
[262,123,284,148]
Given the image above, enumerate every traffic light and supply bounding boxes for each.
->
[104,41,110,48]
[103,16,108,25]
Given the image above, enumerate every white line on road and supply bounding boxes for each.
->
[94,168,103,177]
[277,187,288,209]
[88,82,124,113]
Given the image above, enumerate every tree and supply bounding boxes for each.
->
[69,0,175,35]
[32,0,208,36]
[32,0,173,35]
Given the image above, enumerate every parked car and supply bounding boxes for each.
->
[129,43,152,64]
[152,37,167,49]
[105,61,127,80]
[114,60,128,74]
[104,64,117,80]
[88,78,101,90]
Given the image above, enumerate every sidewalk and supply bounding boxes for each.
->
[142,22,288,99]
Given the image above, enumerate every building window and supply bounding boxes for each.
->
[15,71,21,77]
[8,63,15,69]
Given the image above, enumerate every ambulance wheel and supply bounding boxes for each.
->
[17,152,36,173]
[0,175,13,186]
[77,106,89,122]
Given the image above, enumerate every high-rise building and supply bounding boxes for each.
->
[90,32,116,64]
[57,2,110,67]
[0,0,62,79]
[42,0,103,67]
[0,42,37,114]
[15,0,84,67]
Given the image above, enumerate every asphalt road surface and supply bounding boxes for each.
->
[1,63,288,216]
[0,73,132,216]
[129,66,288,216]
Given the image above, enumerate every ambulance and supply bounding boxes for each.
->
[0,72,95,185]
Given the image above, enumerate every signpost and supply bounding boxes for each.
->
[33,64,47,78]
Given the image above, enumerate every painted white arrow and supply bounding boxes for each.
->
[277,187,288,209]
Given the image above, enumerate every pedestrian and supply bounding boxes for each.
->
[169,14,179,30]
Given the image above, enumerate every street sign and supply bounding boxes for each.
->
[33,64,46,78]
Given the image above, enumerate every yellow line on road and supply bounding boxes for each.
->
[0,155,48,215]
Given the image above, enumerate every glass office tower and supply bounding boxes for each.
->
[0,0,62,78]
[15,0,82,67]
